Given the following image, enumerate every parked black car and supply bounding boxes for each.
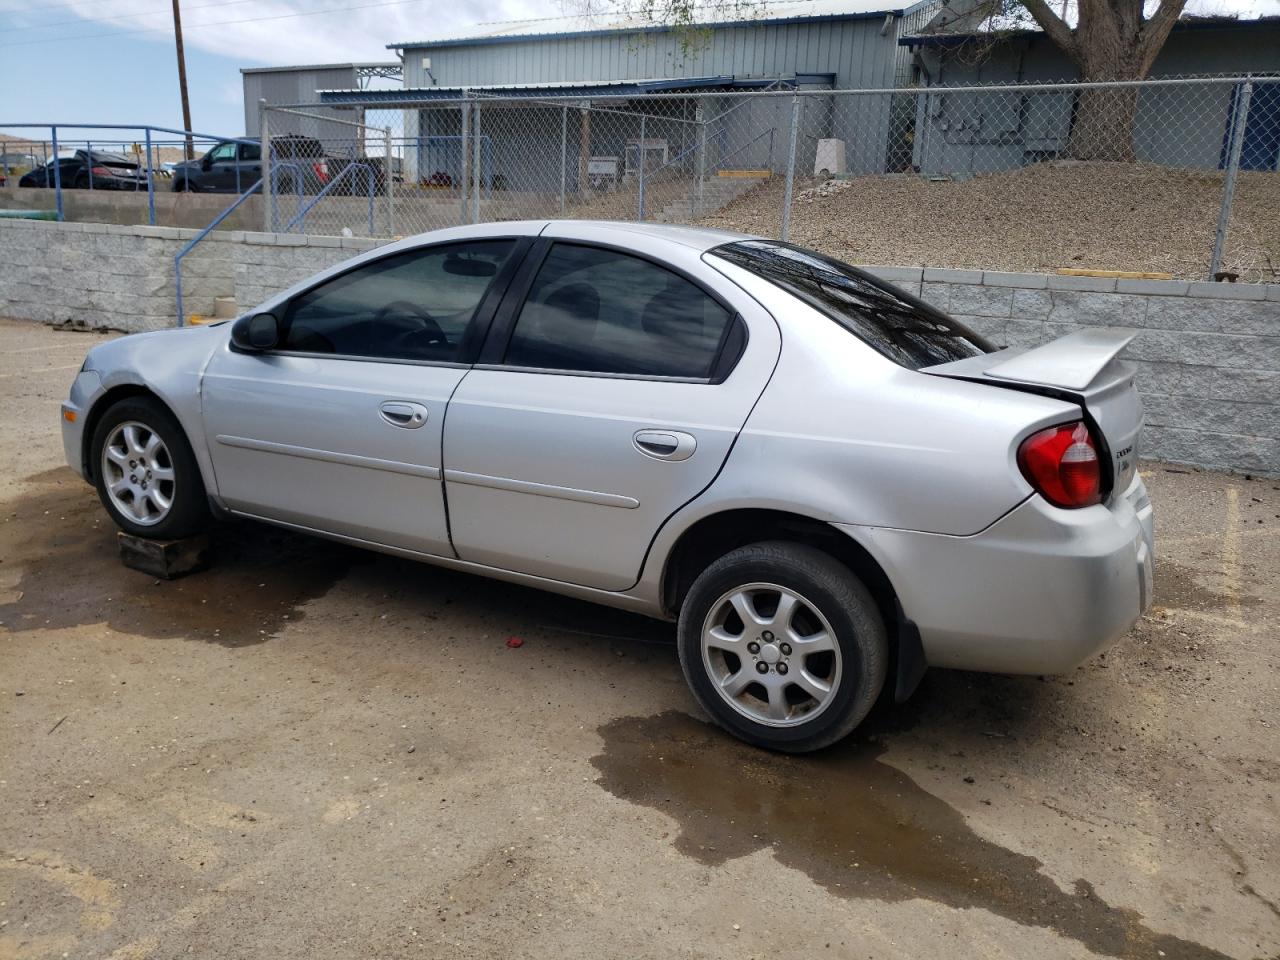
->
[170,136,338,195]
[19,150,148,190]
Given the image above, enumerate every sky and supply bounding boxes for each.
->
[0,0,560,138]
[1,0,1278,141]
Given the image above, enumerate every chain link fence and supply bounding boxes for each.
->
[253,77,1278,282]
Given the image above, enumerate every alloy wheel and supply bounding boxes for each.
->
[700,582,843,727]
[100,421,176,527]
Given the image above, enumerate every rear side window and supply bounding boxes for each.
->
[504,244,734,378]
[712,240,994,369]
[281,240,514,362]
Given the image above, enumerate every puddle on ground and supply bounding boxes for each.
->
[594,711,1227,960]
[0,468,352,646]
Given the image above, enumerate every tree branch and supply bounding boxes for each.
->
[1017,0,1077,58]
[1137,0,1189,73]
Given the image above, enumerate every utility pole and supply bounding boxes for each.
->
[171,0,194,160]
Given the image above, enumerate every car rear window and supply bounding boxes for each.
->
[711,240,995,369]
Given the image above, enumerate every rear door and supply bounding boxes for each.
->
[235,141,262,194]
[442,228,781,591]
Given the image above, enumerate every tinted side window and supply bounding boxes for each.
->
[239,143,262,162]
[281,240,514,362]
[712,240,995,369]
[504,244,733,378]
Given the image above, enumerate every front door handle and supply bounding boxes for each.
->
[634,429,696,462]
[379,401,428,429]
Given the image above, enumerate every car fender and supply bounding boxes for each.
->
[79,324,228,497]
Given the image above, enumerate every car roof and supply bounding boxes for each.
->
[391,220,759,255]
[553,220,758,251]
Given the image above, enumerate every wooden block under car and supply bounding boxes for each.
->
[117,532,211,580]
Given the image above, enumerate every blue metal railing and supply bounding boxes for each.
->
[173,160,301,326]
[173,179,261,327]
[283,162,375,234]
[0,122,259,226]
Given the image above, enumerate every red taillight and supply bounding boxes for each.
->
[312,161,329,182]
[90,166,113,177]
[1017,421,1102,509]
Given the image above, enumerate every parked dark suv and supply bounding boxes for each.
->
[170,136,336,194]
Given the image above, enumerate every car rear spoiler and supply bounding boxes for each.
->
[924,328,1137,392]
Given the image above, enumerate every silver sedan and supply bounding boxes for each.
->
[59,221,1154,751]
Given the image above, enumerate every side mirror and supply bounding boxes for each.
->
[201,155,214,171]
[231,312,280,352]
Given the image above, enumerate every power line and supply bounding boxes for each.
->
[0,0,260,34]
[0,0,229,22]
[0,0,432,47]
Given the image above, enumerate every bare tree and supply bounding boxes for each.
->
[561,0,765,55]
[1005,0,1190,160]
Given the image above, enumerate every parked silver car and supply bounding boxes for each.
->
[59,221,1154,751]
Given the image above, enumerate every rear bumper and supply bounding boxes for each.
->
[844,475,1154,675]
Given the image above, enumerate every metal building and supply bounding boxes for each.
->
[902,17,1280,174]
[241,62,402,138]
[310,0,941,189]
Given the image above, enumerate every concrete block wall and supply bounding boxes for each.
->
[1,218,1276,475]
[0,219,384,330]
[867,267,1280,477]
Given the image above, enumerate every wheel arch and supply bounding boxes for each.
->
[80,384,179,482]
[659,508,926,702]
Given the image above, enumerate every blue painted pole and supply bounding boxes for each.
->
[51,126,63,220]
[86,139,93,190]
[144,128,156,225]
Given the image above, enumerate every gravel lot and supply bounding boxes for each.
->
[696,162,1280,282]
[1,318,1277,960]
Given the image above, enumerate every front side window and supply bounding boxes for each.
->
[504,244,734,378]
[209,142,238,163]
[712,240,994,369]
[281,240,514,362]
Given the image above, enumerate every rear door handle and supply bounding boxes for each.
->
[379,401,428,428]
[634,429,696,461]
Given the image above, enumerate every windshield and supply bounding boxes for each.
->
[711,240,995,370]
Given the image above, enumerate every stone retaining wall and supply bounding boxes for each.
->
[0,218,1276,475]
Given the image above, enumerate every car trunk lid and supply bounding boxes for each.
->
[922,328,1143,498]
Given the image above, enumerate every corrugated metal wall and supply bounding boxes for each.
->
[910,22,1280,174]
[243,67,362,138]
[402,18,906,90]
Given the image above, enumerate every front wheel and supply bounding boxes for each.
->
[91,396,210,540]
[677,541,887,753]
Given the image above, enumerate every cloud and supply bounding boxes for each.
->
[0,0,561,64]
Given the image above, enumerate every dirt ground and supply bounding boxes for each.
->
[695,162,1280,283]
[1,317,1277,960]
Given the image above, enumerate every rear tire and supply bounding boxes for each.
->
[677,541,887,753]
[91,396,210,540]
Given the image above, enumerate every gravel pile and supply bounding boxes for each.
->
[695,161,1280,282]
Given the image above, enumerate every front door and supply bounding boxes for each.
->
[443,234,780,591]
[201,237,521,555]
[203,141,240,191]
